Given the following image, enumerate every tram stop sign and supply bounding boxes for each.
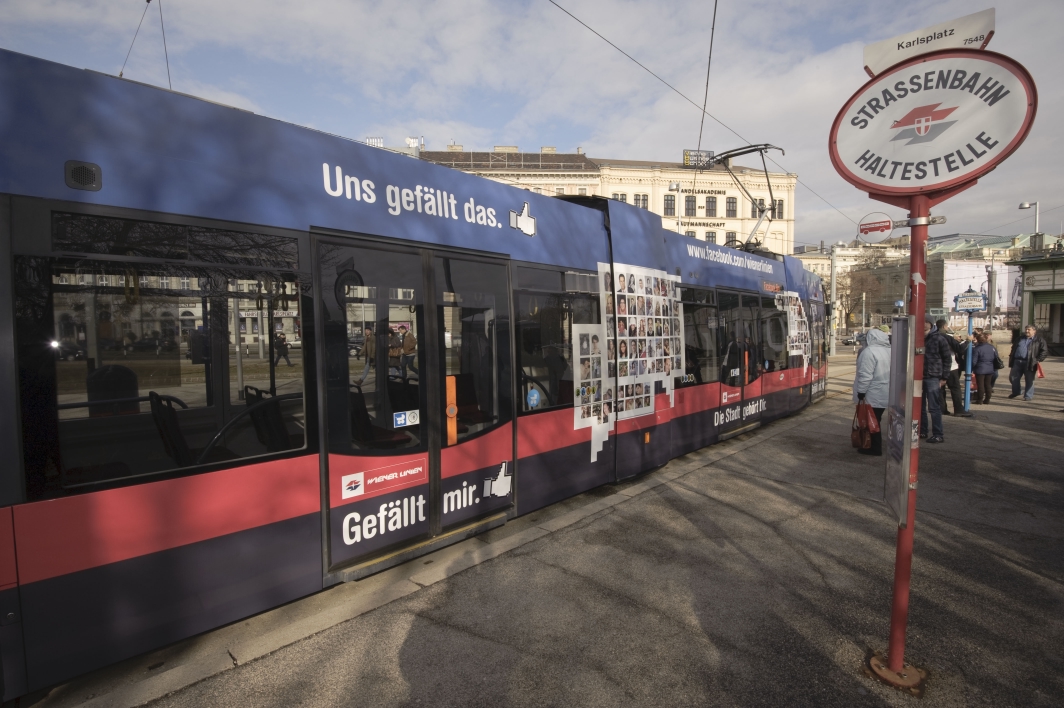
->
[830,49,1037,199]
[955,287,987,312]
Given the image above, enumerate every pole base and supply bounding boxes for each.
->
[863,650,927,697]
[953,411,974,418]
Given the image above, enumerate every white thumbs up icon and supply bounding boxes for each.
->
[509,202,536,237]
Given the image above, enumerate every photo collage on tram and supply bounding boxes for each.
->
[598,262,684,421]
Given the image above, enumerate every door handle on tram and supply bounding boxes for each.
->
[445,375,458,445]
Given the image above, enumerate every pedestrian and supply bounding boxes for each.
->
[400,325,419,379]
[356,326,375,385]
[937,319,960,414]
[947,332,968,414]
[970,332,997,404]
[387,327,403,372]
[920,315,953,443]
[273,331,293,367]
[853,327,891,456]
[1008,324,1049,400]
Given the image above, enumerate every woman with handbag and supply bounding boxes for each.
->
[970,333,999,404]
[853,328,891,456]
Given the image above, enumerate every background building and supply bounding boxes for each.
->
[421,146,797,256]
[1009,234,1064,354]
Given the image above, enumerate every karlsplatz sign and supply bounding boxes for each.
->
[830,49,1036,196]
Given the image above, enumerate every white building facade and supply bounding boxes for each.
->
[421,148,797,256]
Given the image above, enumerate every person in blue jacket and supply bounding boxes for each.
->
[853,327,891,456]
[970,332,998,404]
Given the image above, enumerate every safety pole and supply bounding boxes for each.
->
[886,194,928,675]
[963,314,973,413]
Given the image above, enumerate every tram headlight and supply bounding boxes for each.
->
[50,340,60,349]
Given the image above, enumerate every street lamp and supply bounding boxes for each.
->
[668,182,681,234]
[1019,201,1040,234]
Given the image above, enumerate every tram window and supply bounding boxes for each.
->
[717,292,744,386]
[436,257,513,444]
[15,256,310,500]
[741,295,761,383]
[760,295,788,372]
[516,281,599,414]
[517,266,563,292]
[676,288,719,387]
[319,245,425,454]
[52,212,298,269]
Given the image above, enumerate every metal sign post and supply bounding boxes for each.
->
[829,36,1037,695]
[954,288,986,415]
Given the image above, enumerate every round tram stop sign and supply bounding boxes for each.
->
[830,49,1037,196]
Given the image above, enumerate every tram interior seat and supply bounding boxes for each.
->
[149,392,239,467]
[86,364,139,417]
[453,373,488,424]
[244,386,302,452]
[348,386,411,448]
[386,377,419,414]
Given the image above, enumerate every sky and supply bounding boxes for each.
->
[1,0,1061,248]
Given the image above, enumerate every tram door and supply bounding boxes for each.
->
[317,239,513,572]
[716,291,762,437]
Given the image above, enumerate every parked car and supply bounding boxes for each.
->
[50,341,85,361]
[288,337,301,350]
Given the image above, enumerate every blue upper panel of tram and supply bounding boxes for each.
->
[604,200,818,300]
[0,49,608,270]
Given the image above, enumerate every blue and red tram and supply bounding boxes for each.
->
[0,48,825,699]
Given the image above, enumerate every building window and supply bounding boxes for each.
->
[706,196,717,217]
[773,199,784,218]
[684,195,696,217]
[180,277,191,290]
[726,197,737,218]
[706,231,717,244]
[751,198,765,218]
[634,194,648,209]
[685,231,696,238]
[611,193,627,203]
[160,277,170,289]
[97,275,109,286]
[579,187,587,196]
[556,187,565,195]
[726,231,737,244]
[664,195,676,216]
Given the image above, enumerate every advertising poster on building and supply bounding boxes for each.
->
[941,262,1021,313]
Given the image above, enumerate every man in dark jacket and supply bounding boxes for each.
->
[1008,325,1049,401]
[921,316,954,443]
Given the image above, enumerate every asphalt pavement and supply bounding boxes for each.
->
[26,355,1064,708]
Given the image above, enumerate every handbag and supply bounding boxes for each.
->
[993,352,1005,370]
[851,406,872,449]
[859,402,880,434]
[1037,362,1045,379]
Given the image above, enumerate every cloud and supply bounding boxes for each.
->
[1,0,1061,245]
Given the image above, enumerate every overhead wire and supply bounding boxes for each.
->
[546,0,858,227]
[118,0,152,78]
[683,0,718,239]
[158,0,172,90]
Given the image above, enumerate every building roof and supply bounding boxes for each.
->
[420,151,598,172]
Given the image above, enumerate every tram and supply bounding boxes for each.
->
[0,48,826,698]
